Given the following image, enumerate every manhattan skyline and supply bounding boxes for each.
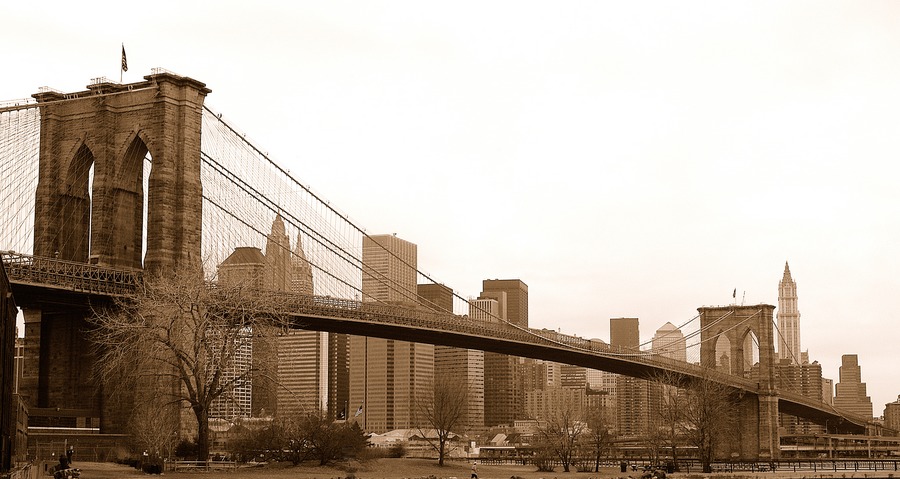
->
[1,1,898,410]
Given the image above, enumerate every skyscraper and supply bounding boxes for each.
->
[421,285,485,431]
[832,354,874,419]
[777,262,801,364]
[610,318,640,351]
[776,359,825,434]
[217,218,330,419]
[611,317,652,437]
[481,279,528,327]
[216,246,266,418]
[481,279,528,427]
[651,322,686,362]
[350,234,433,432]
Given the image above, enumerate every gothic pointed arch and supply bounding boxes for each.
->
[56,143,94,262]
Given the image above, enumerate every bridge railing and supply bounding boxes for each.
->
[0,252,142,296]
[272,290,760,390]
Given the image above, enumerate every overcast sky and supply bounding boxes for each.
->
[2,1,898,412]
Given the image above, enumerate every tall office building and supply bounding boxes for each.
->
[481,279,528,427]
[524,386,585,423]
[777,262,802,364]
[611,317,653,437]
[216,247,266,418]
[207,327,254,419]
[832,354,874,419]
[420,284,485,431]
[350,234,433,432]
[776,359,825,434]
[822,378,834,405]
[610,318,640,351]
[651,322,686,362]
[481,279,528,327]
[560,364,587,389]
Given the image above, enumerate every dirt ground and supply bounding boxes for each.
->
[67,459,621,479]
[65,459,898,479]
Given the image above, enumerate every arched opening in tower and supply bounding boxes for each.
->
[58,144,94,262]
[101,135,149,269]
[740,330,761,378]
[714,335,732,375]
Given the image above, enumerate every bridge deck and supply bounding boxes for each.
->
[0,252,870,432]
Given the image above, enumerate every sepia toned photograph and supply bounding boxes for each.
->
[1,2,899,478]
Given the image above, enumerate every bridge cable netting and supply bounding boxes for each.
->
[4,99,862,415]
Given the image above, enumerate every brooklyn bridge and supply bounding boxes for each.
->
[0,71,873,467]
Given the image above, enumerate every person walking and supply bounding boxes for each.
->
[471,461,478,479]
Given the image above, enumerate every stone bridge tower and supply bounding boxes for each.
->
[32,71,210,272]
[20,72,210,433]
[699,304,779,461]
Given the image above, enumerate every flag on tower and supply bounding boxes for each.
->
[121,45,128,72]
[354,404,363,417]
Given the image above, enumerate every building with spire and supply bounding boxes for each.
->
[277,232,330,418]
[777,262,801,364]
[217,217,330,418]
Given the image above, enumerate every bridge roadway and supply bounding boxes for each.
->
[0,252,868,433]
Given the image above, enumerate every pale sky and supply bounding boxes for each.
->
[2,1,899,412]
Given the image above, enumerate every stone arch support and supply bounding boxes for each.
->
[32,72,211,271]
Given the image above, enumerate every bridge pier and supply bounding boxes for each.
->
[723,391,780,460]
[17,72,211,440]
[20,308,101,418]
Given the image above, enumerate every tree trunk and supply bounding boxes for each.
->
[438,438,445,466]
[194,405,210,464]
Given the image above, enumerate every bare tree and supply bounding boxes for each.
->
[680,373,738,473]
[535,400,586,473]
[89,267,290,462]
[128,396,180,460]
[415,375,469,466]
[649,369,738,473]
[648,370,685,470]
[583,397,612,473]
